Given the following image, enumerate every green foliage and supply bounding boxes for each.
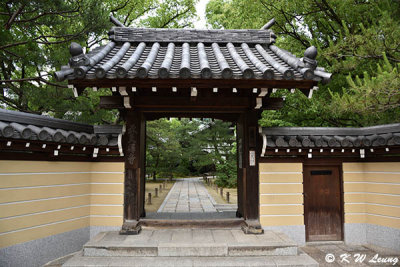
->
[215,143,237,188]
[146,118,237,183]
[0,0,197,122]
[328,55,400,125]
[146,118,182,179]
[207,0,400,126]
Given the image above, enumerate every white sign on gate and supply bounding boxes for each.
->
[249,150,256,166]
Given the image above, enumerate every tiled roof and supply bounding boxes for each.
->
[55,24,331,83]
[0,109,121,147]
[261,124,400,149]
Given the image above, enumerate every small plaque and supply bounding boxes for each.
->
[249,150,256,166]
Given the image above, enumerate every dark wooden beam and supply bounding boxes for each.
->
[99,96,124,109]
[69,78,317,90]
[0,139,120,156]
[144,112,240,122]
[261,98,284,110]
[100,96,285,110]
[259,155,400,164]
[0,151,123,162]
[262,146,400,157]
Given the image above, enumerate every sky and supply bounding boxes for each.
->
[194,0,210,29]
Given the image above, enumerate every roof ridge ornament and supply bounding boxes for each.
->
[303,46,318,70]
[261,18,277,43]
[68,42,90,68]
[261,18,275,30]
[110,14,126,27]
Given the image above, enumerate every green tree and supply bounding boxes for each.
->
[146,118,237,182]
[329,55,400,126]
[0,0,197,123]
[146,118,182,180]
[206,0,400,126]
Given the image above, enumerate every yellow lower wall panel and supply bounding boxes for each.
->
[260,215,304,226]
[0,161,125,248]
[344,173,400,183]
[90,162,124,173]
[90,184,123,194]
[345,214,366,224]
[0,195,90,219]
[260,184,303,194]
[0,161,92,174]
[259,163,302,173]
[345,193,400,206]
[90,216,123,226]
[0,173,91,188]
[90,195,123,205]
[260,205,303,215]
[260,194,303,205]
[346,213,400,229]
[260,173,302,183]
[0,184,90,203]
[90,206,123,216]
[345,204,400,219]
[345,203,366,213]
[344,183,400,195]
[90,173,124,183]
[343,162,400,173]
[366,214,400,229]
[0,206,90,233]
[0,216,89,249]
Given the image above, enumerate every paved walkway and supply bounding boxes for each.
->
[158,178,217,213]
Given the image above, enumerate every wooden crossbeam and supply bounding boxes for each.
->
[99,96,284,110]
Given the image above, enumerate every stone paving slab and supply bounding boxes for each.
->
[158,178,217,213]
[145,211,236,220]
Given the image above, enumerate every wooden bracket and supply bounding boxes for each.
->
[190,87,197,101]
[258,88,268,97]
[255,98,262,109]
[123,97,132,109]
[119,86,128,96]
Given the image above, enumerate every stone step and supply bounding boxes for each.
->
[63,251,319,267]
[83,230,298,257]
[84,242,298,257]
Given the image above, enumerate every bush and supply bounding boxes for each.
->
[215,158,237,188]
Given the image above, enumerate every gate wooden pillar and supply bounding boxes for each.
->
[120,110,146,235]
[238,110,264,234]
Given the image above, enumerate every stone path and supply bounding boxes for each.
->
[158,178,217,213]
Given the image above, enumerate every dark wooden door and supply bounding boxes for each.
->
[304,166,342,241]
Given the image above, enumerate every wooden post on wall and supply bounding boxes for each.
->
[236,116,244,218]
[241,110,264,234]
[120,110,146,235]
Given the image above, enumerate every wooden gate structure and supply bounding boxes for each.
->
[55,16,331,234]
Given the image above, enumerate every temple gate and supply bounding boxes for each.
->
[55,16,331,234]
